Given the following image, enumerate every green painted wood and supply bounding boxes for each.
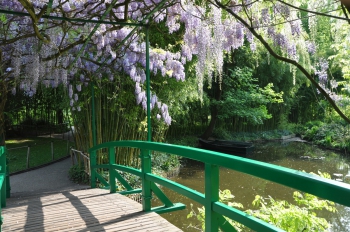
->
[150,203,186,214]
[110,164,142,177]
[205,163,219,231]
[0,146,7,231]
[146,173,205,205]
[118,188,142,195]
[89,141,350,207]
[95,172,110,188]
[217,215,238,232]
[150,182,173,207]
[89,141,350,231]
[141,149,152,211]
[95,164,142,177]
[0,175,4,208]
[114,170,133,191]
[0,147,6,207]
[90,150,97,188]
[213,202,284,232]
[146,25,151,142]
[109,148,116,193]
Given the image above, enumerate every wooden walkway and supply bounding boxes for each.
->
[2,188,182,231]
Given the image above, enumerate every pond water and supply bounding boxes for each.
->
[154,140,350,231]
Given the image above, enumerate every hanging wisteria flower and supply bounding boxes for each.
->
[69,85,73,98]
[290,20,302,36]
[151,94,157,109]
[315,59,329,85]
[267,27,275,38]
[250,42,256,51]
[274,3,290,18]
[306,41,317,55]
[330,80,338,89]
[261,8,270,25]
[136,91,146,105]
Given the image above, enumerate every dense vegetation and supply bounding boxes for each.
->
[2,1,350,231]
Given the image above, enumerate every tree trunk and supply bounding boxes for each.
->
[57,109,64,124]
[200,79,222,140]
[201,106,219,140]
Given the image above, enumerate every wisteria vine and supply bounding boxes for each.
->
[0,0,348,124]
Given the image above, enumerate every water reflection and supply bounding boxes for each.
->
[156,141,350,231]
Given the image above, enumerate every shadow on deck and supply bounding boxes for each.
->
[2,188,182,231]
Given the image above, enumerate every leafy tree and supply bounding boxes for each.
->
[218,67,283,123]
[201,65,283,139]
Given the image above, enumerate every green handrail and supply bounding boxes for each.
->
[0,146,8,231]
[89,141,350,232]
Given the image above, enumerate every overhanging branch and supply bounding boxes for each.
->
[214,0,350,124]
[17,0,50,43]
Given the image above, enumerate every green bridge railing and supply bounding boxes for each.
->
[89,141,350,232]
[0,147,8,229]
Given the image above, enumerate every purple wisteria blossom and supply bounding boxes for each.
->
[315,59,329,85]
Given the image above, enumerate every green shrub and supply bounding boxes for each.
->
[152,151,181,172]
[305,121,324,129]
[166,135,199,147]
[68,164,89,184]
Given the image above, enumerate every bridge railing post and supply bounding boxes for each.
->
[0,147,6,207]
[141,148,152,211]
[90,150,97,188]
[109,147,116,193]
[0,146,7,231]
[205,163,219,232]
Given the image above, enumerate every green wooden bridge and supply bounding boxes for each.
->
[1,141,350,231]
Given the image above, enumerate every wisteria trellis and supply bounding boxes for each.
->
[1,0,349,124]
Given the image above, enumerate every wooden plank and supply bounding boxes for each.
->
[5,194,140,213]
[7,213,162,231]
[2,189,182,232]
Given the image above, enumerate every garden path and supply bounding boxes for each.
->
[10,157,89,198]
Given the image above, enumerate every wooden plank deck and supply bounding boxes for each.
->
[2,188,182,231]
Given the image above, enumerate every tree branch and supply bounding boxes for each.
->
[214,0,350,124]
[42,37,86,61]
[341,3,350,24]
[18,0,50,43]
[340,0,350,14]
[276,0,350,23]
